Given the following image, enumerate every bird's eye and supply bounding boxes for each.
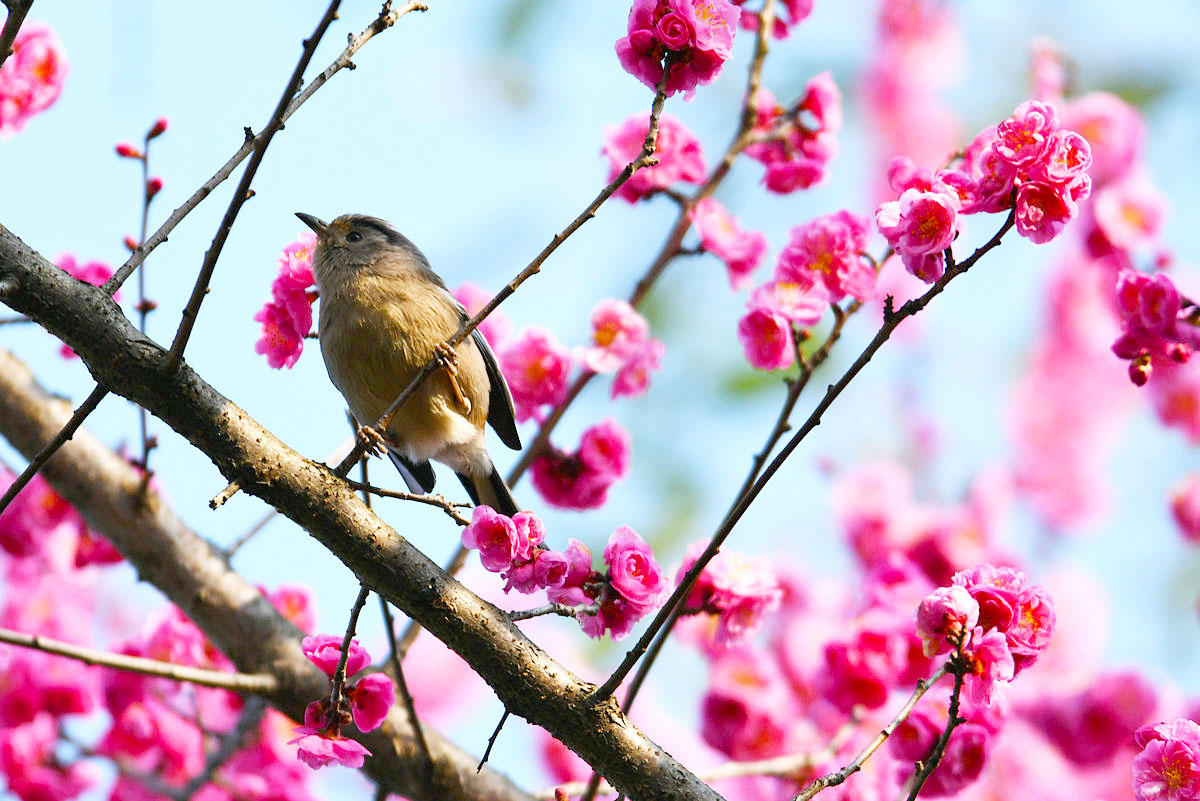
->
[346,231,363,243]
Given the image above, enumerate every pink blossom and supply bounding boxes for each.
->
[454,282,512,347]
[0,471,86,559]
[288,727,371,770]
[1171,473,1200,544]
[1116,270,1182,336]
[1030,37,1067,103]
[98,700,205,783]
[737,307,794,370]
[545,539,596,608]
[915,585,979,656]
[348,673,395,732]
[255,232,317,369]
[530,449,613,510]
[1133,718,1200,801]
[920,723,991,797]
[876,189,958,256]
[462,506,523,573]
[994,100,1059,167]
[1093,173,1168,252]
[604,111,706,202]
[1014,179,1083,245]
[603,526,668,607]
[268,585,317,633]
[961,626,1015,707]
[498,326,572,423]
[748,280,828,327]
[579,593,655,641]
[951,564,1025,633]
[581,299,649,373]
[776,210,873,301]
[0,23,68,137]
[614,0,740,100]
[1028,129,1093,185]
[690,197,768,289]
[611,338,665,399]
[677,542,783,647]
[1148,361,1200,443]
[734,0,812,38]
[300,634,370,678]
[254,300,305,369]
[701,648,796,760]
[579,418,632,479]
[1063,91,1145,186]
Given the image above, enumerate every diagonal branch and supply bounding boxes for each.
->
[0,225,723,801]
[0,0,33,70]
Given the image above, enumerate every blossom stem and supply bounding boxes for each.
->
[380,596,434,786]
[792,666,950,801]
[329,584,372,721]
[508,602,601,622]
[902,658,967,801]
[0,626,278,693]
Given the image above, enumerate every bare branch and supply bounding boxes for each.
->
[0,626,278,693]
[0,0,33,70]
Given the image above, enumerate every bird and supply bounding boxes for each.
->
[295,212,523,516]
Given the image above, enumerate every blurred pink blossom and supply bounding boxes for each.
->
[604,111,705,202]
[0,23,68,137]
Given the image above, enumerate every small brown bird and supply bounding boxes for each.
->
[296,212,522,516]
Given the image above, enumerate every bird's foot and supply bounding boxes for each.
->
[356,424,388,457]
[434,342,472,414]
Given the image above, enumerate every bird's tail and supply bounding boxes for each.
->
[457,461,520,518]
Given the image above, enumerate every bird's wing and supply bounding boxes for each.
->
[472,327,522,450]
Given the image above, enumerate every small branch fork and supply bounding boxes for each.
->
[0,626,278,693]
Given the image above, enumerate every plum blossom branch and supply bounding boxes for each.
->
[902,660,967,801]
[792,666,951,801]
[329,584,372,718]
[380,597,434,786]
[103,1,426,296]
[593,210,1018,703]
[0,626,279,693]
[0,0,34,68]
[171,697,267,801]
[161,0,344,372]
[0,382,107,517]
[341,477,472,525]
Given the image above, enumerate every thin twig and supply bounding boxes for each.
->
[0,383,107,517]
[902,660,967,801]
[0,0,33,69]
[103,1,424,296]
[223,508,278,559]
[341,477,472,525]
[592,211,1017,703]
[0,315,32,325]
[0,627,278,693]
[508,602,600,622]
[793,666,951,801]
[329,584,372,716]
[476,710,510,773]
[380,597,433,784]
[161,0,344,372]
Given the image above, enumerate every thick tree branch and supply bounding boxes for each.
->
[0,348,527,801]
[0,225,723,801]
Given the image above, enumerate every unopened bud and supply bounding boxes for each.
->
[147,117,169,138]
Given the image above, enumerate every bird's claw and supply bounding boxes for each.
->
[434,342,472,414]
[357,425,388,457]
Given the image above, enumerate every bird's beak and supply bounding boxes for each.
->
[295,212,327,236]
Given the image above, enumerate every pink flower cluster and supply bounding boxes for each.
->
[615,0,740,100]
[689,197,768,289]
[604,111,705,203]
[289,635,396,770]
[1,470,121,568]
[917,565,1054,706]
[735,209,870,371]
[579,299,665,398]
[676,542,783,650]
[877,100,1093,283]
[55,254,119,360]
[461,510,669,640]
[0,22,67,137]
[1111,269,1198,386]
[743,73,843,193]
[530,418,631,510]
[255,232,318,369]
[1134,718,1200,801]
